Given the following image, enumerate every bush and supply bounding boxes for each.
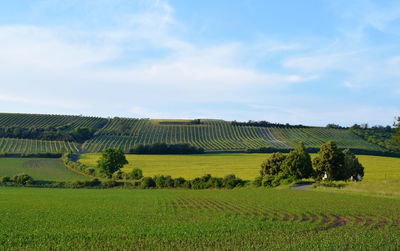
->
[112,170,125,180]
[13,174,34,185]
[0,176,11,183]
[154,175,174,188]
[173,177,186,188]
[141,177,156,189]
[85,167,96,176]
[129,168,143,180]
[222,174,243,189]
[102,180,118,188]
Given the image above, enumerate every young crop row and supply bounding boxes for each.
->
[0,138,78,153]
[0,113,106,130]
[82,119,382,152]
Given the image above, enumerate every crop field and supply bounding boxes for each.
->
[0,113,107,130]
[0,138,78,153]
[83,119,382,152]
[80,153,400,181]
[0,158,88,181]
[0,187,399,250]
[0,113,388,153]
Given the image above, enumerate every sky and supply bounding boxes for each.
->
[0,0,399,126]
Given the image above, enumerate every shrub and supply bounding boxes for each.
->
[85,167,96,176]
[13,174,34,185]
[222,174,243,189]
[112,170,125,180]
[173,177,186,188]
[154,175,174,188]
[69,180,85,189]
[0,176,11,183]
[85,178,101,187]
[129,168,143,180]
[141,177,156,189]
[102,180,118,188]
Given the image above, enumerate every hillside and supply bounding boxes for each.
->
[0,113,389,154]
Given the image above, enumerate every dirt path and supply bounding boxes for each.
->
[291,183,314,190]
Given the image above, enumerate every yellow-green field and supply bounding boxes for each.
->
[80,153,400,181]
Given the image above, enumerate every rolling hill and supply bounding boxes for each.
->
[0,113,390,154]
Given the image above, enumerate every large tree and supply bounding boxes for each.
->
[260,152,286,177]
[97,148,128,178]
[313,141,345,181]
[282,142,314,179]
[395,117,400,146]
[343,149,364,181]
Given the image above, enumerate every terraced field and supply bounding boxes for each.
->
[83,119,382,152]
[0,113,386,153]
[0,113,107,129]
[0,188,399,250]
[0,138,78,153]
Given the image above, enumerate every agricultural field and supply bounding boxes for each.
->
[80,153,400,182]
[0,158,88,182]
[0,113,107,130]
[0,113,388,153]
[83,118,383,152]
[0,187,399,250]
[0,138,78,153]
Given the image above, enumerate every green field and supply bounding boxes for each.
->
[80,153,400,181]
[0,187,399,250]
[0,158,88,182]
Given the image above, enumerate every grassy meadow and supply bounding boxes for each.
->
[0,187,399,250]
[0,158,89,182]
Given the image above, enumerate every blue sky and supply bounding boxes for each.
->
[0,0,399,126]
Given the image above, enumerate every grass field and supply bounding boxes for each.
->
[0,187,399,250]
[0,158,89,182]
[80,153,400,181]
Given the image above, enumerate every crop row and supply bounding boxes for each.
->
[83,119,382,152]
[0,113,106,129]
[0,138,78,153]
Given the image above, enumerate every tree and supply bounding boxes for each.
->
[97,148,128,178]
[129,168,143,180]
[343,149,364,181]
[260,152,286,177]
[313,141,345,181]
[13,173,34,185]
[282,143,313,179]
[395,117,400,146]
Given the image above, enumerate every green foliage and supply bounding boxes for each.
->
[141,177,156,189]
[222,174,244,189]
[395,117,400,146]
[112,170,125,180]
[0,176,11,183]
[282,143,314,179]
[260,152,286,176]
[313,141,346,181]
[97,148,128,178]
[130,143,204,154]
[13,173,34,185]
[350,124,399,152]
[129,168,143,180]
[343,149,364,181]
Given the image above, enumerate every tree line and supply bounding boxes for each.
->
[0,126,95,142]
[255,141,364,187]
[231,120,308,128]
[129,143,204,154]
